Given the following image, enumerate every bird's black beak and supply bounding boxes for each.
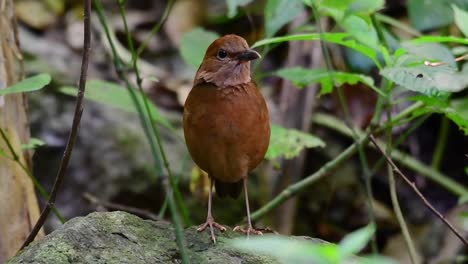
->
[236,49,261,62]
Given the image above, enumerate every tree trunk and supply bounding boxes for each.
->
[0,0,43,262]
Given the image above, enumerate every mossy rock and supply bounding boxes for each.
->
[9,211,279,263]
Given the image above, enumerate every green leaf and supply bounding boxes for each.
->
[416,96,468,135]
[340,15,378,49]
[226,0,253,18]
[265,0,304,37]
[275,67,383,95]
[21,138,46,150]
[314,0,353,21]
[58,79,174,131]
[252,33,380,67]
[338,223,375,258]
[230,235,340,264]
[180,28,220,69]
[348,0,384,15]
[401,42,456,68]
[381,63,468,96]
[453,4,468,37]
[266,124,325,160]
[0,73,51,96]
[408,0,453,31]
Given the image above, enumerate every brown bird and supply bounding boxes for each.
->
[183,34,270,242]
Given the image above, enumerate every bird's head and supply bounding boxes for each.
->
[194,34,261,88]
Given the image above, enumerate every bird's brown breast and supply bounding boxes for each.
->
[183,82,270,183]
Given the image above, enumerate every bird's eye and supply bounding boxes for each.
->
[217,49,228,60]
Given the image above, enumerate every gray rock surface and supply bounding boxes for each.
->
[9,211,279,264]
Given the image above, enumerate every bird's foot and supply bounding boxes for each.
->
[197,217,226,243]
[233,225,263,237]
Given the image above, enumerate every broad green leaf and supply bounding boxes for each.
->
[408,0,453,31]
[180,28,219,69]
[226,0,253,18]
[340,15,378,49]
[401,42,456,68]
[252,33,380,67]
[416,96,468,135]
[338,224,375,258]
[230,235,340,264]
[266,124,325,160]
[0,73,51,96]
[265,0,304,37]
[21,138,46,150]
[314,0,353,21]
[381,63,468,96]
[59,80,174,131]
[453,4,468,37]
[275,67,383,95]
[348,0,384,15]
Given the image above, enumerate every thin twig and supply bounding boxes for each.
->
[313,112,468,197]
[369,135,468,246]
[19,0,92,250]
[83,193,160,221]
[424,54,468,67]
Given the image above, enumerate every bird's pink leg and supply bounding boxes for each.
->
[234,178,263,237]
[197,178,226,243]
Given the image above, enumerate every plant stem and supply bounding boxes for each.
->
[135,0,175,57]
[370,135,468,246]
[375,13,422,37]
[20,0,91,250]
[0,129,65,223]
[431,116,449,170]
[313,5,377,253]
[96,1,189,262]
[385,102,417,264]
[116,1,190,226]
[313,113,468,197]
[251,134,368,221]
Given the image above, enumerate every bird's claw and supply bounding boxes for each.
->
[233,225,263,236]
[197,217,226,243]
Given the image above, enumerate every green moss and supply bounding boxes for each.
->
[9,211,279,264]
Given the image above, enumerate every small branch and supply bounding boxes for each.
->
[313,112,468,197]
[369,135,468,246]
[251,134,367,221]
[19,0,91,250]
[83,193,160,221]
[424,54,468,67]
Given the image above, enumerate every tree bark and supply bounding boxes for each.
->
[0,0,43,262]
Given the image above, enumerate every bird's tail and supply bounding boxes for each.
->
[214,179,242,198]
